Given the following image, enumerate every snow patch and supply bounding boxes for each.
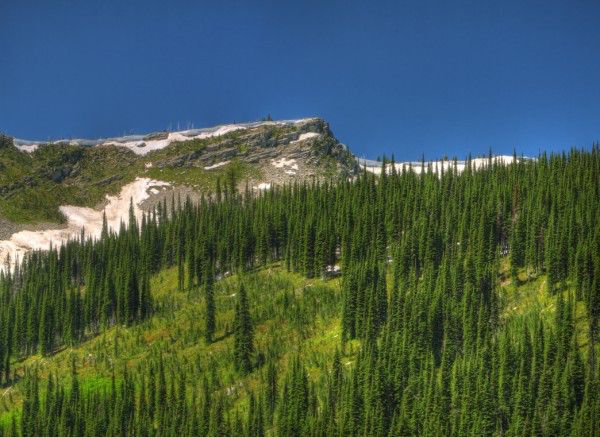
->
[194,125,245,140]
[291,132,320,143]
[16,144,38,153]
[145,162,153,168]
[0,178,170,270]
[285,170,297,175]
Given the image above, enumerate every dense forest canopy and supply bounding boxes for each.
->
[0,148,598,436]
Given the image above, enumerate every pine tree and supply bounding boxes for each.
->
[204,263,216,344]
[233,283,254,374]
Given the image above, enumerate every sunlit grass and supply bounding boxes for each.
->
[0,262,347,419]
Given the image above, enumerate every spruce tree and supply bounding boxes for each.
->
[233,283,254,374]
[204,263,216,344]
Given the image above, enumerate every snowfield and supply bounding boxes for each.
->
[0,178,169,270]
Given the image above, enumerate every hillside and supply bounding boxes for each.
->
[0,118,357,268]
[1,118,357,225]
[0,118,531,269]
[0,147,598,436]
[0,259,585,434]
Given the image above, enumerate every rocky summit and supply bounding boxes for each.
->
[148,118,358,184]
[0,118,358,228]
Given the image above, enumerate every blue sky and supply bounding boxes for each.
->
[1,0,599,160]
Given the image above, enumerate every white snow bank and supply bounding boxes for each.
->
[195,125,245,140]
[16,144,39,153]
[0,177,169,270]
[272,157,299,170]
[204,160,230,170]
[291,132,320,143]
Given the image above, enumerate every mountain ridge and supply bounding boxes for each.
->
[0,117,357,265]
[0,117,357,223]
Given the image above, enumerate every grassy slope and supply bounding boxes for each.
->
[145,159,262,193]
[0,126,289,224]
[498,258,589,350]
[0,144,143,223]
[0,257,591,427]
[0,140,228,223]
[0,147,32,185]
[0,263,352,424]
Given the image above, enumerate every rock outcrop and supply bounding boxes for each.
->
[153,118,358,185]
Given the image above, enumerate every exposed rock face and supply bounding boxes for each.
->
[154,118,359,184]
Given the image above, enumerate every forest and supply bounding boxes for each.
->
[0,149,598,436]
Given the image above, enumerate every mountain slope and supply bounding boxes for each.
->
[0,118,359,267]
[0,147,598,436]
[1,118,357,225]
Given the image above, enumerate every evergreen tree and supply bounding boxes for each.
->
[204,263,216,344]
[233,283,254,374]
